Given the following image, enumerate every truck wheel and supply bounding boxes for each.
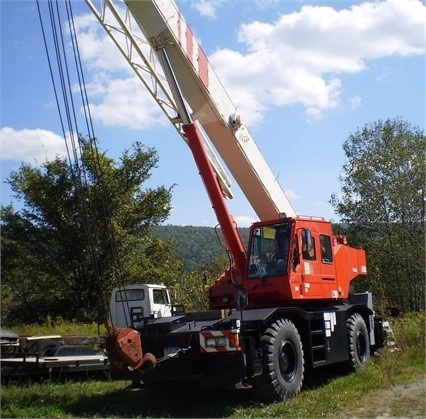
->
[253,318,305,401]
[29,339,62,356]
[347,313,370,370]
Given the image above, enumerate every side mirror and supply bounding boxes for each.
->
[303,228,313,252]
[97,305,106,325]
[237,286,248,310]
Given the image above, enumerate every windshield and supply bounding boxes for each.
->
[247,222,292,278]
[115,288,145,302]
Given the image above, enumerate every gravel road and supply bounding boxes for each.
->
[340,377,426,418]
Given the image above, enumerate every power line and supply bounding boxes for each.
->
[36,0,131,329]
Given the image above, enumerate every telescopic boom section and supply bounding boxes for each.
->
[184,123,246,277]
[155,46,247,273]
[90,0,296,221]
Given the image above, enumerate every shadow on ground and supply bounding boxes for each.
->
[63,366,350,418]
[64,382,254,418]
[1,364,352,418]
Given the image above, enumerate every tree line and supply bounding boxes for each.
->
[330,118,425,313]
[1,118,424,325]
[152,225,250,271]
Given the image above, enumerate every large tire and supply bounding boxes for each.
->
[253,318,305,401]
[28,339,62,357]
[347,313,370,370]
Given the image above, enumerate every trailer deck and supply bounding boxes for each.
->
[1,352,109,378]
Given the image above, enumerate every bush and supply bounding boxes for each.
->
[392,311,425,351]
[12,317,99,336]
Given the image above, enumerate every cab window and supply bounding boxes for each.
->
[115,289,145,302]
[302,230,316,261]
[247,223,291,278]
[320,234,333,263]
[291,235,300,271]
[153,289,169,304]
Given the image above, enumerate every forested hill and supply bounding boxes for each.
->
[152,224,349,271]
[152,225,250,270]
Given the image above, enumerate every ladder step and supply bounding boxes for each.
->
[312,345,326,351]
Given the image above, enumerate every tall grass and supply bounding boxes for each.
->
[392,311,425,351]
[10,317,99,337]
[1,313,424,418]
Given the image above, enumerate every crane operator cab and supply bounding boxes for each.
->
[248,223,291,278]
[241,216,367,307]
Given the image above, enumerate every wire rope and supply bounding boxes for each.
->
[36,0,132,330]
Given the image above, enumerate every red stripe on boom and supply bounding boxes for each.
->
[177,12,209,90]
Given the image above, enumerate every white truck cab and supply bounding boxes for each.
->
[109,284,173,328]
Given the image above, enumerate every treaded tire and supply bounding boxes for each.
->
[28,339,62,357]
[347,313,370,370]
[252,318,305,401]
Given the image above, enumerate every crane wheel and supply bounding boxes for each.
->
[252,318,305,401]
[347,313,370,370]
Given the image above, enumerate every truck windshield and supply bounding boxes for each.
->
[247,222,292,279]
[115,289,145,302]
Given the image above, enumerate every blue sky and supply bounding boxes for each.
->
[1,0,425,227]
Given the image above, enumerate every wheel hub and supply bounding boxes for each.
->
[279,340,297,382]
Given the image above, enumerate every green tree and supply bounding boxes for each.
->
[153,225,250,270]
[331,118,425,313]
[171,255,229,311]
[1,137,183,324]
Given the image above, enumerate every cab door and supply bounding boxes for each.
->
[150,287,172,318]
[299,228,322,297]
[300,229,338,299]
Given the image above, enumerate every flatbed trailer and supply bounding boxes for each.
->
[0,332,109,380]
[1,352,109,379]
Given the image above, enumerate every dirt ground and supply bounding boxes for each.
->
[340,377,426,418]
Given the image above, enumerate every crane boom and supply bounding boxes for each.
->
[85,0,233,200]
[85,0,296,221]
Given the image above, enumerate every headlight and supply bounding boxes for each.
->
[205,337,227,347]
[215,337,227,347]
[205,338,216,347]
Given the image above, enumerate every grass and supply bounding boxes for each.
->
[10,317,99,337]
[231,350,424,418]
[1,312,424,418]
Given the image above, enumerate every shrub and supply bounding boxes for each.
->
[392,311,425,351]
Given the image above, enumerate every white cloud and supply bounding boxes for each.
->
[210,0,426,123]
[285,189,301,201]
[376,66,392,82]
[71,12,130,73]
[234,215,257,227]
[84,75,167,130]
[71,0,425,128]
[0,127,67,163]
[349,95,362,109]
[72,11,169,130]
[305,107,323,122]
[191,0,224,19]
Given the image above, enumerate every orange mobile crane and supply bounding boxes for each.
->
[85,0,385,400]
